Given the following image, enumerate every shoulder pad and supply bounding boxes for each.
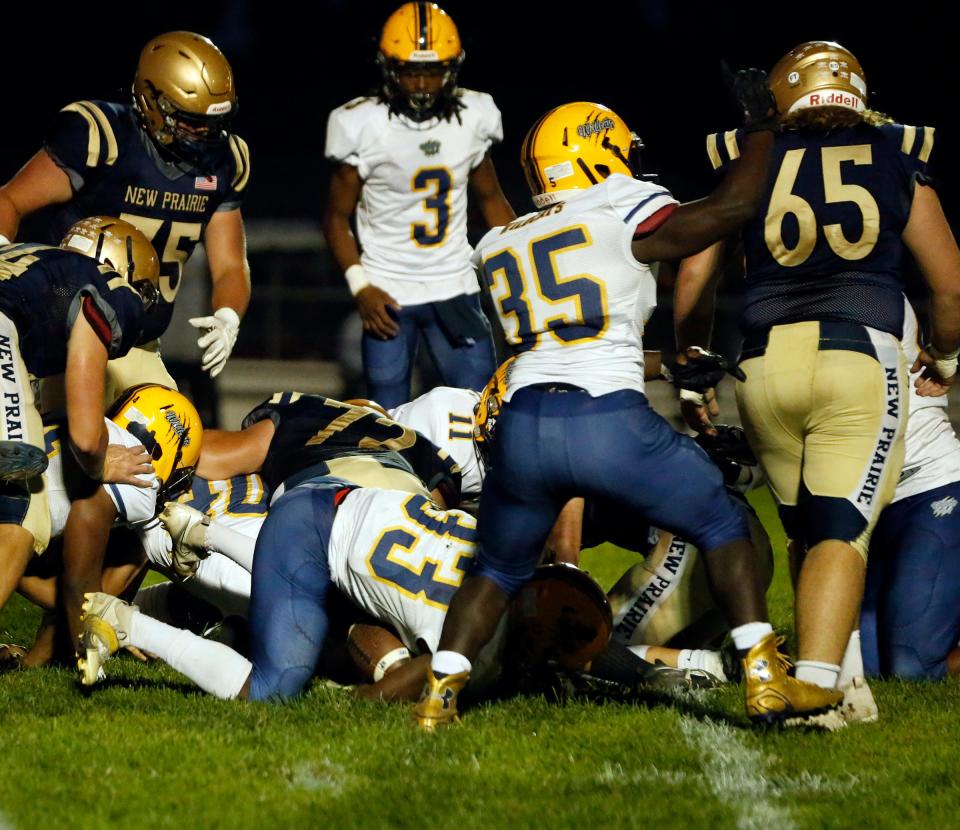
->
[57,100,122,168]
[227,134,252,192]
[888,123,936,164]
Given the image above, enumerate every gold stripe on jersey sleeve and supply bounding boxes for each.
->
[919,127,935,163]
[76,101,118,165]
[229,135,251,191]
[723,130,740,162]
[900,125,917,156]
[706,133,723,170]
[61,103,102,168]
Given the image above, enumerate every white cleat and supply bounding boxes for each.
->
[839,675,879,724]
[159,503,211,579]
[78,592,136,687]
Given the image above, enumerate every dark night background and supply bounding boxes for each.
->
[1,1,955,384]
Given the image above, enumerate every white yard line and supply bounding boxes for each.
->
[679,717,797,830]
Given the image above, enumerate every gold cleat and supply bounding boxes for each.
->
[78,592,135,686]
[414,668,469,730]
[742,634,843,726]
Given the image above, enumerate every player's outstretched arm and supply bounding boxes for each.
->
[196,420,274,481]
[0,150,73,242]
[631,130,773,264]
[903,183,960,392]
[468,154,516,228]
[65,315,110,480]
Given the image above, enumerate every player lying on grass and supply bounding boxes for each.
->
[80,477,703,700]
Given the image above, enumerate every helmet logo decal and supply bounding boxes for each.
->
[205,101,232,115]
[577,118,615,139]
[164,408,191,447]
[420,139,441,157]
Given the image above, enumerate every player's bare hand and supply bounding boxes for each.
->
[912,349,955,397]
[356,286,401,339]
[681,387,720,436]
[102,444,156,487]
[0,643,26,672]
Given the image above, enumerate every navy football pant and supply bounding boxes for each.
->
[474,387,750,595]
[246,481,341,701]
[861,481,960,679]
[362,296,496,409]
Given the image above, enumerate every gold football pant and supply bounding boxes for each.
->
[0,311,50,554]
[736,321,906,560]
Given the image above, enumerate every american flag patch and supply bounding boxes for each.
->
[195,176,218,190]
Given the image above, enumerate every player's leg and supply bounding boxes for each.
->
[868,483,960,678]
[796,331,906,677]
[418,389,566,727]
[361,305,420,409]
[422,294,496,392]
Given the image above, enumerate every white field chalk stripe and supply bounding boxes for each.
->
[679,716,797,830]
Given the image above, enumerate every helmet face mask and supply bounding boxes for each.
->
[473,357,515,469]
[107,384,204,506]
[522,103,646,209]
[133,31,237,172]
[60,216,161,312]
[378,3,464,122]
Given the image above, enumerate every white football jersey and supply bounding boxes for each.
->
[894,298,960,502]
[389,387,484,497]
[46,418,158,540]
[473,174,677,398]
[327,487,475,654]
[325,90,503,305]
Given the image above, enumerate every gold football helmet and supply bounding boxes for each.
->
[108,384,203,503]
[521,102,643,208]
[768,41,866,115]
[378,3,464,120]
[133,31,237,170]
[60,216,161,311]
[473,356,516,467]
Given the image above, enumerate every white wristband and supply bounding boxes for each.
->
[373,646,411,682]
[345,263,370,296]
[679,388,707,405]
[0,233,10,246]
[929,344,960,380]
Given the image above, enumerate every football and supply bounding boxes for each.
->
[347,623,411,682]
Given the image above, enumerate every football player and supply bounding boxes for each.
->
[1,385,199,666]
[675,42,960,707]
[0,31,251,397]
[0,217,160,622]
[860,298,960,679]
[414,81,847,730]
[60,385,202,648]
[323,2,515,409]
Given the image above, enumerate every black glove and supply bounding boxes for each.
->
[669,347,746,393]
[695,424,757,468]
[722,62,778,133]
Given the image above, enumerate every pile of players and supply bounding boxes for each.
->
[1,4,958,734]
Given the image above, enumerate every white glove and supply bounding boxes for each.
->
[188,307,240,378]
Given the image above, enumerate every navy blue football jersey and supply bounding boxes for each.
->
[241,392,462,504]
[0,243,144,377]
[41,100,251,342]
[707,122,935,336]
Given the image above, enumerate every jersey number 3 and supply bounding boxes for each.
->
[411,168,452,246]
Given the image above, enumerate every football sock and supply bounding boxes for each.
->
[206,521,256,572]
[589,640,654,683]
[133,583,173,622]
[795,659,840,689]
[128,609,251,699]
[730,621,774,652]
[189,553,252,618]
[431,650,471,678]
[627,645,650,661]
[837,629,864,687]
[678,648,726,679]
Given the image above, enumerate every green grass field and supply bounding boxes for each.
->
[1,488,958,829]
